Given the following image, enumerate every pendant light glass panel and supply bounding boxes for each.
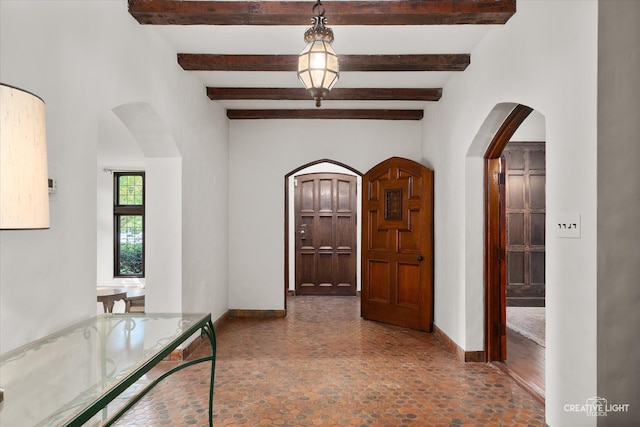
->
[297,40,339,95]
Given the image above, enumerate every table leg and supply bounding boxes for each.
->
[202,319,217,427]
[105,299,115,313]
[99,319,217,427]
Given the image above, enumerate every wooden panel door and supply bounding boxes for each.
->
[503,142,545,307]
[362,157,433,331]
[295,173,357,296]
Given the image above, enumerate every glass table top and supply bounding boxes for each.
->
[0,313,209,426]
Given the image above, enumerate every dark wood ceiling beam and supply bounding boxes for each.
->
[226,109,424,120]
[207,87,442,101]
[129,1,516,26]
[341,55,469,72]
[179,54,469,72]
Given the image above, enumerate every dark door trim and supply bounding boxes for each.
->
[484,105,533,361]
[284,160,362,308]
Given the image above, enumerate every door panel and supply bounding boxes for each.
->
[299,253,314,288]
[300,180,314,211]
[529,175,545,209]
[508,175,525,209]
[295,173,357,296]
[362,157,434,331]
[503,143,546,307]
[508,213,525,245]
[368,261,391,302]
[508,252,525,284]
[319,179,332,211]
[369,211,390,251]
[530,213,545,245]
[336,253,353,287]
[399,209,421,251]
[397,263,420,307]
[336,216,353,249]
[318,216,332,248]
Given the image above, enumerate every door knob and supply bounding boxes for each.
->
[416,255,424,262]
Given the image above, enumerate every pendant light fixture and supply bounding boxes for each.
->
[297,0,339,108]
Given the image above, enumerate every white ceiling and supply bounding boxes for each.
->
[150,22,500,110]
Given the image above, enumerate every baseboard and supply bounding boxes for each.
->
[229,309,286,318]
[492,361,545,405]
[164,335,205,361]
[287,290,361,297]
[165,310,231,361]
[433,324,486,363]
[463,350,486,362]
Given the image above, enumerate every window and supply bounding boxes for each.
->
[114,172,145,277]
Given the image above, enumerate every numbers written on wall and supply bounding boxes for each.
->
[557,223,578,229]
[556,214,581,238]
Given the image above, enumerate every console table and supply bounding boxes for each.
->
[96,288,128,313]
[0,313,216,426]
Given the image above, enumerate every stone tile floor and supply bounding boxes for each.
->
[114,296,544,426]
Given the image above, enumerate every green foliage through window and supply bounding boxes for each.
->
[119,242,143,275]
[118,175,144,205]
[118,215,143,275]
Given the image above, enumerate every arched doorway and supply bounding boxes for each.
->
[97,102,182,314]
[484,104,546,402]
[284,160,362,304]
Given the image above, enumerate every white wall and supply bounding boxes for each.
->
[228,120,422,310]
[422,1,598,426]
[0,0,229,352]
[511,110,546,142]
[145,157,183,313]
[179,98,229,318]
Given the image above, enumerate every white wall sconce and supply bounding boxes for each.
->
[0,84,50,229]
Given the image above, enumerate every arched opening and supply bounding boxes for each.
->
[284,160,362,308]
[97,102,182,314]
[484,104,534,360]
[483,104,546,402]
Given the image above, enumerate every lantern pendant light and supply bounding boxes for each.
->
[297,0,339,108]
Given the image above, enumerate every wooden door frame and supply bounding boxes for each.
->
[284,160,362,308]
[484,105,533,361]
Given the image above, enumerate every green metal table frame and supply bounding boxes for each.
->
[0,313,216,427]
[69,315,216,427]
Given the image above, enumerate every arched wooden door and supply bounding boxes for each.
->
[361,157,434,331]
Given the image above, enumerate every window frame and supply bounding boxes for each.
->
[113,171,145,278]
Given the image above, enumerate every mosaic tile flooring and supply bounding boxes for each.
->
[114,296,545,426]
